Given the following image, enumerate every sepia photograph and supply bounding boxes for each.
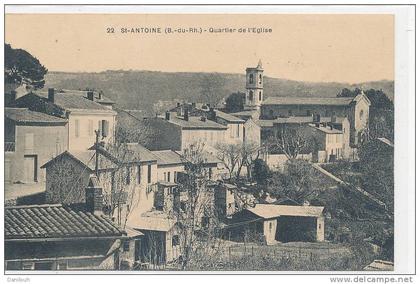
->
[1,3,416,278]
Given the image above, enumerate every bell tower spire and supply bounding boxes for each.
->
[245,60,264,109]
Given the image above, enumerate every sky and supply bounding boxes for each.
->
[5,13,394,83]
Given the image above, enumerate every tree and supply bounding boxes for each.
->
[225,92,245,113]
[267,159,319,204]
[215,143,242,180]
[5,43,48,90]
[175,142,222,269]
[252,159,271,185]
[267,126,308,160]
[199,73,227,107]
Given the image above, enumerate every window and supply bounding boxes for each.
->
[201,217,210,228]
[172,235,180,247]
[22,262,34,270]
[126,167,131,185]
[269,222,272,230]
[259,74,262,84]
[88,119,93,136]
[359,109,364,119]
[288,110,293,116]
[75,119,80,137]
[147,164,152,184]
[208,167,212,179]
[24,133,34,151]
[167,172,171,182]
[123,240,130,252]
[249,91,253,102]
[164,172,167,182]
[137,165,141,184]
[249,74,254,84]
[259,91,262,101]
[174,171,177,182]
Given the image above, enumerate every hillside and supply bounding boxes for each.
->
[45,71,394,115]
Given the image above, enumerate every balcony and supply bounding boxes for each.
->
[5,142,15,152]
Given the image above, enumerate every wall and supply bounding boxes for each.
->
[6,122,68,184]
[181,128,225,150]
[45,156,91,204]
[157,164,184,183]
[68,112,116,152]
[263,219,278,245]
[5,239,120,270]
[222,122,244,145]
[244,119,261,146]
[261,104,349,120]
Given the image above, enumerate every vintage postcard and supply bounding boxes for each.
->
[1,3,416,281]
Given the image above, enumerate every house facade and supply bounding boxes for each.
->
[13,88,117,151]
[5,108,68,184]
[260,93,370,146]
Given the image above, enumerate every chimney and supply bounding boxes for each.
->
[200,116,207,122]
[191,102,196,108]
[85,175,103,215]
[165,111,171,120]
[48,88,55,103]
[98,91,103,100]
[87,91,94,101]
[208,107,217,121]
[177,102,181,107]
[184,107,189,121]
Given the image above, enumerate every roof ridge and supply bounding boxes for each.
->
[6,203,62,209]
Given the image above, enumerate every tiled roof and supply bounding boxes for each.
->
[5,108,67,125]
[127,210,176,232]
[5,204,124,240]
[57,89,115,105]
[167,116,227,130]
[246,204,324,219]
[40,150,116,171]
[152,150,183,166]
[262,96,355,106]
[123,143,158,163]
[92,143,157,164]
[215,110,245,123]
[31,91,114,112]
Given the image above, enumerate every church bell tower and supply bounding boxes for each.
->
[245,60,264,108]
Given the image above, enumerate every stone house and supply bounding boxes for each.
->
[5,191,126,270]
[229,204,325,245]
[5,107,68,184]
[13,88,117,151]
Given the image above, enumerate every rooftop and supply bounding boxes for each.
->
[127,210,176,232]
[5,204,124,240]
[257,116,346,128]
[166,115,227,130]
[246,204,325,219]
[262,96,355,106]
[215,110,245,123]
[5,108,68,125]
[309,124,343,134]
[152,150,183,166]
[21,90,115,112]
[363,260,394,271]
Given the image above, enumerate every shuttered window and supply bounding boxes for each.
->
[75,119,80,138]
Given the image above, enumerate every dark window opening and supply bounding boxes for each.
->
[249,74,254,84]
[123,240,130,252]
[172,235,180,246]
[147,164,152,184]
[137,165,141,184]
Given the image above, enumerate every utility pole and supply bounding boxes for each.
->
[95,129,100,178]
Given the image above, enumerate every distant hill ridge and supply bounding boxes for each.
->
[45,70,394,116]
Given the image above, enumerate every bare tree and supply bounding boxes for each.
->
[215,142,242,180]
[174,142,222,270]
[268,126,307,160]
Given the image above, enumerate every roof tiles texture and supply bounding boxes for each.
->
[5,108,68,124]
[152,150,183,166]
[5,204,123,240]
